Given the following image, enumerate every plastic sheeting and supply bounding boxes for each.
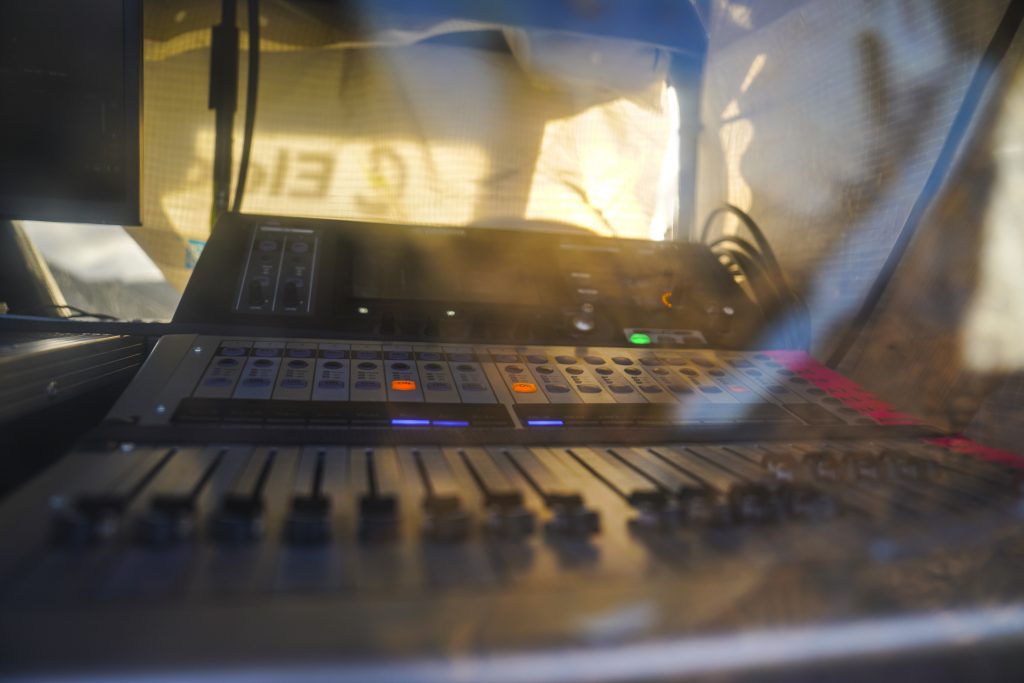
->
[695,0,1010,356]
[131,18,680,290]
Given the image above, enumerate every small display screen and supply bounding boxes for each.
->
[350,230,548,306]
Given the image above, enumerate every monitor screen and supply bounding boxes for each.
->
[0,0,141,225]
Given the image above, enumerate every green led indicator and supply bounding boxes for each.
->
[629,332,652,345]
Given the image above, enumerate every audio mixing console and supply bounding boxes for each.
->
[2,215,1023,681]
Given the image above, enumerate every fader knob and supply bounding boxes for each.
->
[544,494,600,537]
[780,484,838,521]
[285,495,331,546]
[358,495,399,542]
[209,496,264,544]
[50,496,122,547]
[136,496,196,545]
[727,485,781,524]
[423,495,470,542]
[484,493,535,538]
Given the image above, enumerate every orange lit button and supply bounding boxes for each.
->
[391,379,417,391]
[512,382,537,393]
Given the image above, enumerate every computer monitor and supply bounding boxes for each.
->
[0,0,141,225]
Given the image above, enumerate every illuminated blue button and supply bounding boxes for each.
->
[545,385,571,393]
[610,385,635,394]
[611,357,633,366]
[355,380,382,390]
[281,379,308,389]
[418,352,442,361]
[320,349,347,359]
[526,354,548,364]
[583,356,605,365]
[555,355,577,365]
[392,418,429,426]
[461,382,486,392]
[426,382,452,391]
[528,419,564,427]
[578,385,602,393]
[205,377,232,387]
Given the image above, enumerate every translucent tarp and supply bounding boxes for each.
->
[133,12,682,290]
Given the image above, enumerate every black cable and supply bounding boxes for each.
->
[723,248,801,349]
[19,304,120,321]
[701,204,788,287]
[209,0,239,225]
[825,0,1024,368]
[708,236,766,269]
[701,205,811,349]
[721,248,777,313]
[232,0,260,214]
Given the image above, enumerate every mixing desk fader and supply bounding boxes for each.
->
[2,214,1024,681]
